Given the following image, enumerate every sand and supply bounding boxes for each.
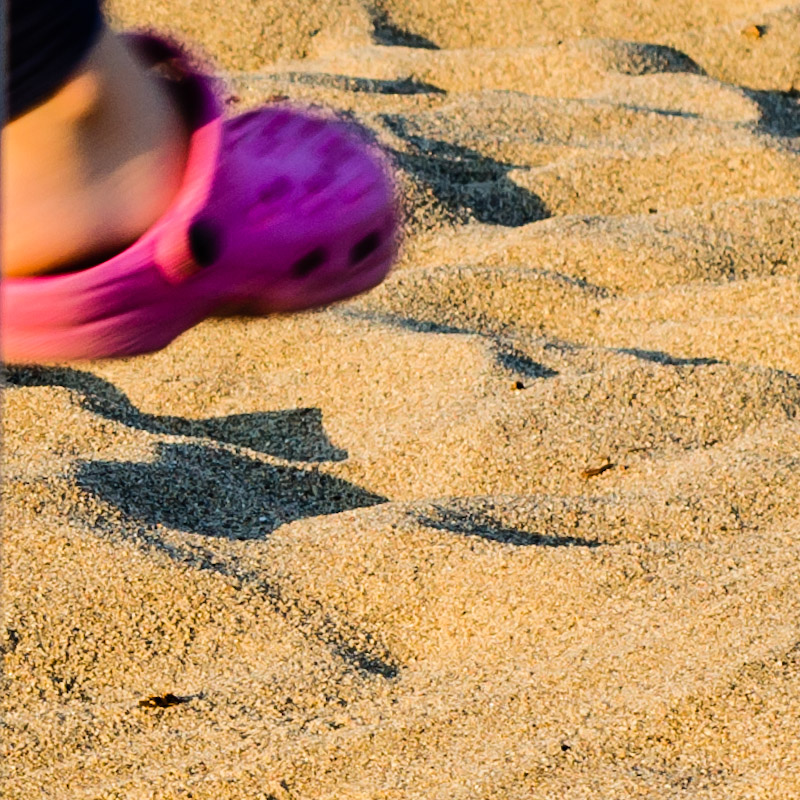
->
[4,1,800,797]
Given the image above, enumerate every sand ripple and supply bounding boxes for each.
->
[5,1,800,796]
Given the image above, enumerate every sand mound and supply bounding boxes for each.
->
[5,0,800,797]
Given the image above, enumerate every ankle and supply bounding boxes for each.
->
[2,26,189,278]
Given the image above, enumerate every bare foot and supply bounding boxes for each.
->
[2,25,190,278]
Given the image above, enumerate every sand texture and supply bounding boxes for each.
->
[5,1,800,797]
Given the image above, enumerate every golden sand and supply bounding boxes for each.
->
[4,1,800,796]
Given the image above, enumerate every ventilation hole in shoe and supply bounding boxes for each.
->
[305,170,335,195]
[300,118,326,138]
[254,113,292,155]
[292,247,328,278]
[319,135,355,165]
[342,178,374,204]
[229,114,250,131]
[247,177,294,225]
[258,176,292,204]
[350,231,381,264]
[262,111,292,137]
[188,219,221,267]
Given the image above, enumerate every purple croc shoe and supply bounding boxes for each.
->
[1,34,399,363]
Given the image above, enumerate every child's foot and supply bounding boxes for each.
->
[1,25,190,278]
[2,30,399,363]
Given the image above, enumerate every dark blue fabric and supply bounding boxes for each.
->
[9,0,103,119]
